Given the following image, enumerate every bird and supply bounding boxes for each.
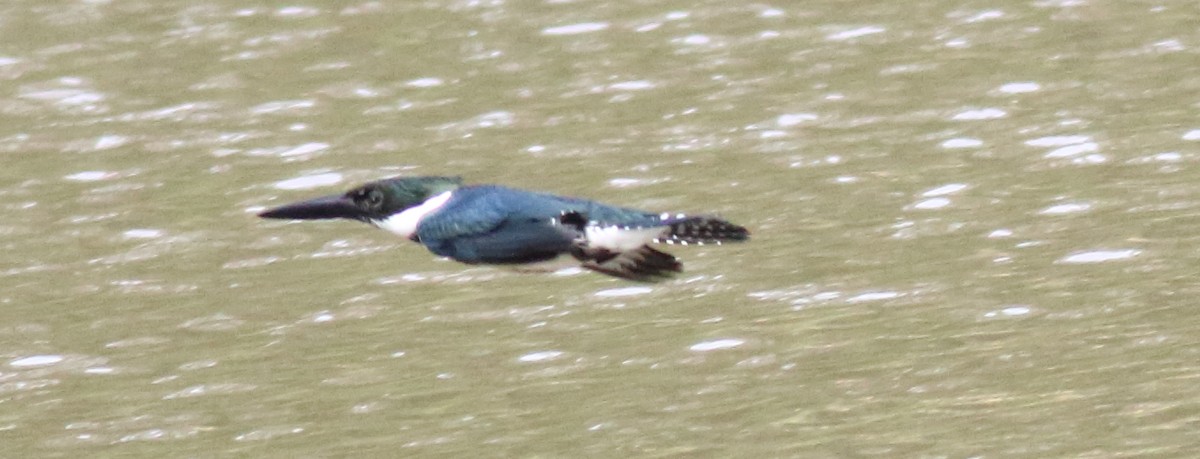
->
[258,176,749,281]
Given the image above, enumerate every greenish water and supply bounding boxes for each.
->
[3,0,1200,456]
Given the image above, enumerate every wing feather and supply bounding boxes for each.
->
[415,187,576,264]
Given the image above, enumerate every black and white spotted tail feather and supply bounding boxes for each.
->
[558,211,748,281]
[657,216,750,246]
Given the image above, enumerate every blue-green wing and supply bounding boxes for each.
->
[415,186,578,264]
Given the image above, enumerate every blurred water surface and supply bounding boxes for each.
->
[2,0,1200,456]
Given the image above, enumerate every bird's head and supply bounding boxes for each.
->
[259,176,463,223]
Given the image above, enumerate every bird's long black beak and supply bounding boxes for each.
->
[259,194,363,221]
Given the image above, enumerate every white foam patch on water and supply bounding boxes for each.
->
[406,77,444,88]
[281,142,329,157]
[11,355,64,367]
[912,197,951,210]
[64,171,119,182]
[846,291,901,303]
[1182,129,1200,141]
[250,99,315,114]
[123,229,164,239]
[987,228,1013,238]
[636,23,661,32]
[595,286,653,297]
[542,22,609,36]
[944,38,969,48]
[608,178,640,187]
[922,183,969,197]
[964,10,1005,23]
[1039,202,1091,215]
[276,6,319,17]
[608,177,664,188]
[813,291,841,301]
[163,383,257,399]
[1002,306,1031,315]
[760,8,784,17]
[518,351,564,362]
[826,25,886,41]
[997,82,1040,94]
[350,87,380,98]
[952,108,1007,120]
[22,88,106,107]
[1151,152,1181,162]
[679,34,711,45]
[1151,39,1184,51]
[608,80,655,91]
[94,135,128,150]
[1025,135,1090,147]
[633,22,662,32]
[690,338,745,352]
[1057,249,1141,264]
[1045,142,1098,158]
[984,305,1032,318]
[777,113,818,127]
[472,111,514,128]
[243,143,330,158]
[941,138,983,149]
[274,172,343,190]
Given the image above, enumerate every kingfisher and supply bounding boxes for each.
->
[258,176,749,280]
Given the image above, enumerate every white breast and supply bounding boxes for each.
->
[374,191,453,239]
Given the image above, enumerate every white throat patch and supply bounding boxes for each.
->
[374,191,453,239]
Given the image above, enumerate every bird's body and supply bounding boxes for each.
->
[259,176,748,280]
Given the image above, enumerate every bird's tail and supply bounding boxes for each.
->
[556,211,748,281]
[656,216,750,245]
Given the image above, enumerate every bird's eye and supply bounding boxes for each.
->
[365,189,384,208]
[353,187,385,211]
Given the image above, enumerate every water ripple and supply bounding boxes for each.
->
[518,351,564,363]
[273,172,343,190]
[542,22,609,36]
[952,108,1007,120]
[1057,249,1142,264]
[690,339,745,352]
[940,138,983,149]
[594,286,653,298]
[1039,202,1091,215]
[825,26,886,41]
[9,355,64,368]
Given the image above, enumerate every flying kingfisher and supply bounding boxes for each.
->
[258,176,749,280]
